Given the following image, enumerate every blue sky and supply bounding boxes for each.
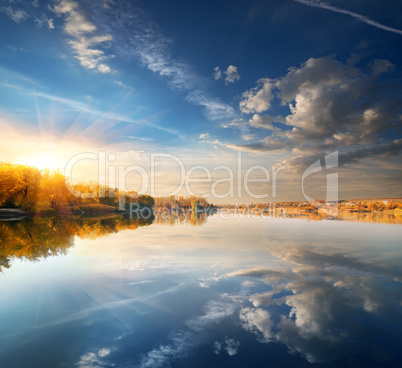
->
[0,0,401,201]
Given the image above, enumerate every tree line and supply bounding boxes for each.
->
[0,163,154,213]
[154,195,216,210]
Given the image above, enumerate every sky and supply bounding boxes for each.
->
[0,0,401,202]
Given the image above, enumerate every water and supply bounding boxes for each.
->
[0,213,402,368]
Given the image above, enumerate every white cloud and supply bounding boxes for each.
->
[213,337,240,356]
[224,337,240,356]
[35,14,55,30]
[186,300,237,332]
[186,90,237,121]
[213,341,221,354]
[53,0,113,72]
[97,348,111,357]
[138,298,237,368]
[199,133,210,139]
[126,136,154,142]
[76,348,113,368]
[233,55,402,176]
[114,80,133,90]
[249,114,273,130]
[230,238,402,363]
[239,78,274,113]
[242,134,255,141]
[47,18,55,29]
[214,65,240,84]
[224,65,240,84]
[240,307,275,342]
[0,6,30,23]
[105,2,238,123]
[249,291,274,307]
[98,63,111,73]
[214,66,222,80]
[276,57,401,143]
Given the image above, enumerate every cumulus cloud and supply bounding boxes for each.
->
[239,56,401,143]
[76,348,113,368]
[224,337,240,356]
[249,114,274,130]
[225,65,240,84]
[214,66,222,80]
[249,291,274,307]
[47,18,55,29]
[97,348,111,357]
[53,0,113,72]
[213,337,240,356]
[239,78,274,113]
[98,63,111,73]
[234,55,402,178]
[214,65,240,84]
[240,307,275,342]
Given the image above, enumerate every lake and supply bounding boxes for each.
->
[1,212,402,368]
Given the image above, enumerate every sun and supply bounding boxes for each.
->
[19,154,63,171]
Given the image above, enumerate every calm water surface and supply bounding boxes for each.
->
[0,213,402,368]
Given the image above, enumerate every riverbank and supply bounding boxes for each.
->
[0,209,28,220]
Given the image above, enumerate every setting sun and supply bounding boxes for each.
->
[18,154,62,171]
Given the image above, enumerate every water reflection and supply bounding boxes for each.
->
[280,210,402,224]
[154,209,209,226]
[0,214,401,368]
[231,245,402,365]
[1,210,400,272]
[230,209,402,224]
[0,214,154,271]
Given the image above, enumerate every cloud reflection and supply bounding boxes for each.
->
[138,298,237,368]
[230,243,402,364]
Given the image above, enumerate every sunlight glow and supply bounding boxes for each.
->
[18,153,62,171]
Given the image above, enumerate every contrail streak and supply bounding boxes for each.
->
[294,0,402,36]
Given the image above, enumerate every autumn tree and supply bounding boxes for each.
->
[0,164,41,211]
[137,194,155,208]
[40,170,71,211]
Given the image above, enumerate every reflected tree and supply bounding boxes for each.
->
[0,214,155,272]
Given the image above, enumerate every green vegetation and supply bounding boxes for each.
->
[154,195,216,211]
[222,199,402,214]
[0,214,155,272]
[0,162,155,215]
